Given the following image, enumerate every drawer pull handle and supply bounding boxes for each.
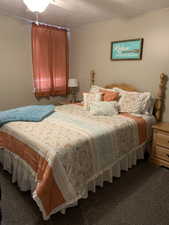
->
[167,154,169,158]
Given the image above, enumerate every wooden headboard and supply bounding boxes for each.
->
[90,70,168,122]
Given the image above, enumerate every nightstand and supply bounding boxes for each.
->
[56,100,72,105]
[151,122,169,168]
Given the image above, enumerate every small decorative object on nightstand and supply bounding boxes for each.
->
[68,78,78,103]
[151,122,169,168]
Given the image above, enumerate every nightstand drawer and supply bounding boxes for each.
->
[151,123,169,168]
[154,146,169,162]
[156,133,169,149]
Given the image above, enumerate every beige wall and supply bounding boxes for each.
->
[71,9,169,121]
[0,14,62,110]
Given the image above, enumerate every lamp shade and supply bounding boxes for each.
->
[23,0,50,13]
[68,78,78,88]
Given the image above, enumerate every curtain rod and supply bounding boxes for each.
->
[18,15,70,31]
[0,8,70,31]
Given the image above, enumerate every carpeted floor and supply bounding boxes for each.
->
[0,160,169,225]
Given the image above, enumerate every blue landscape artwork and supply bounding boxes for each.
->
[111,39,143,60]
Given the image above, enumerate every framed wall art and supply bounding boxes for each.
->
[111,38,144,60]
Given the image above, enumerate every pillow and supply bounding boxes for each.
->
[90,85,102,93]
[112,87,126,93]
[112,87,152,114]
[145,96,155,115]
[101,90,119,102]
[90,101,119,116]
[112,87,136,94]
[90,85,115,93]
[83,92,102,110]
[118,92,151,114]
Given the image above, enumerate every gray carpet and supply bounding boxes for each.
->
[0,160,169,225]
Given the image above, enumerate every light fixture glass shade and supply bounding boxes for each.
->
[23,0,50,13]
[68,78,78,88]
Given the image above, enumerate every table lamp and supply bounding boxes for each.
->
[68,78,78,102]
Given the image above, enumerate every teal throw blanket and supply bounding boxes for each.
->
[0,105,55,127]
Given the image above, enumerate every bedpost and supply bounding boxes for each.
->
[155,73,168,121]
[90,70,95,87]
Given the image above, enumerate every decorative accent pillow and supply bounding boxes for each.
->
[83,92,102,110]
[101,90,119,102]
[90,101,119,116]
[118,92,151,114]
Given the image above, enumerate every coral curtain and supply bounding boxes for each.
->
[32,24,69,97]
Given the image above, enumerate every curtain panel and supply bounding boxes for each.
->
[32,24,69,97]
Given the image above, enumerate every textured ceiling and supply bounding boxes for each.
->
[0,0,169,27]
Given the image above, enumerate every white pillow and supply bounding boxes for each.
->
[90,85,102,93]
[90,85,115,93]
[112,87,138,95]
[90,101,119,116]
[145,96,155,115]
[112,87,152,114]
[83,92,102,110]
[118,92,151,114]
[112,87,125,93]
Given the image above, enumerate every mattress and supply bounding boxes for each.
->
[0,104,155,219]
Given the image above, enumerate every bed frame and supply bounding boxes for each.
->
[90,70,168,122]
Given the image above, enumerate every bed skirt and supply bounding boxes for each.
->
[0,143,146,216]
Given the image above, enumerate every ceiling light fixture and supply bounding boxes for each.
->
[23,0,52,25]
[23,0,51,13]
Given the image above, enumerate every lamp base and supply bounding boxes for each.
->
[71,94,76,103]
[70,88,77,103]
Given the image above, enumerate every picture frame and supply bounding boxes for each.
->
[111,38,144,61]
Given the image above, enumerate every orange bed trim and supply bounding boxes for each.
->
[0,131,65,217]
[121,113,147,144]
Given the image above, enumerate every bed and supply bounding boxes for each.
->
[0,72,167,220]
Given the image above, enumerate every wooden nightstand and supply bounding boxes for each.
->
[56,100,71,105]
[151,122,169,168]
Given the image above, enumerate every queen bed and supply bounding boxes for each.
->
[0,72,167,220]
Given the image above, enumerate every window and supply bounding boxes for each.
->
[32,24,69,97]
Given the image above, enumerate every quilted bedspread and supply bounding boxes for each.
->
[0,104,155,219]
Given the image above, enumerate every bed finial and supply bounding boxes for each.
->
[90,70,95,87]
[155,73,168,121]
